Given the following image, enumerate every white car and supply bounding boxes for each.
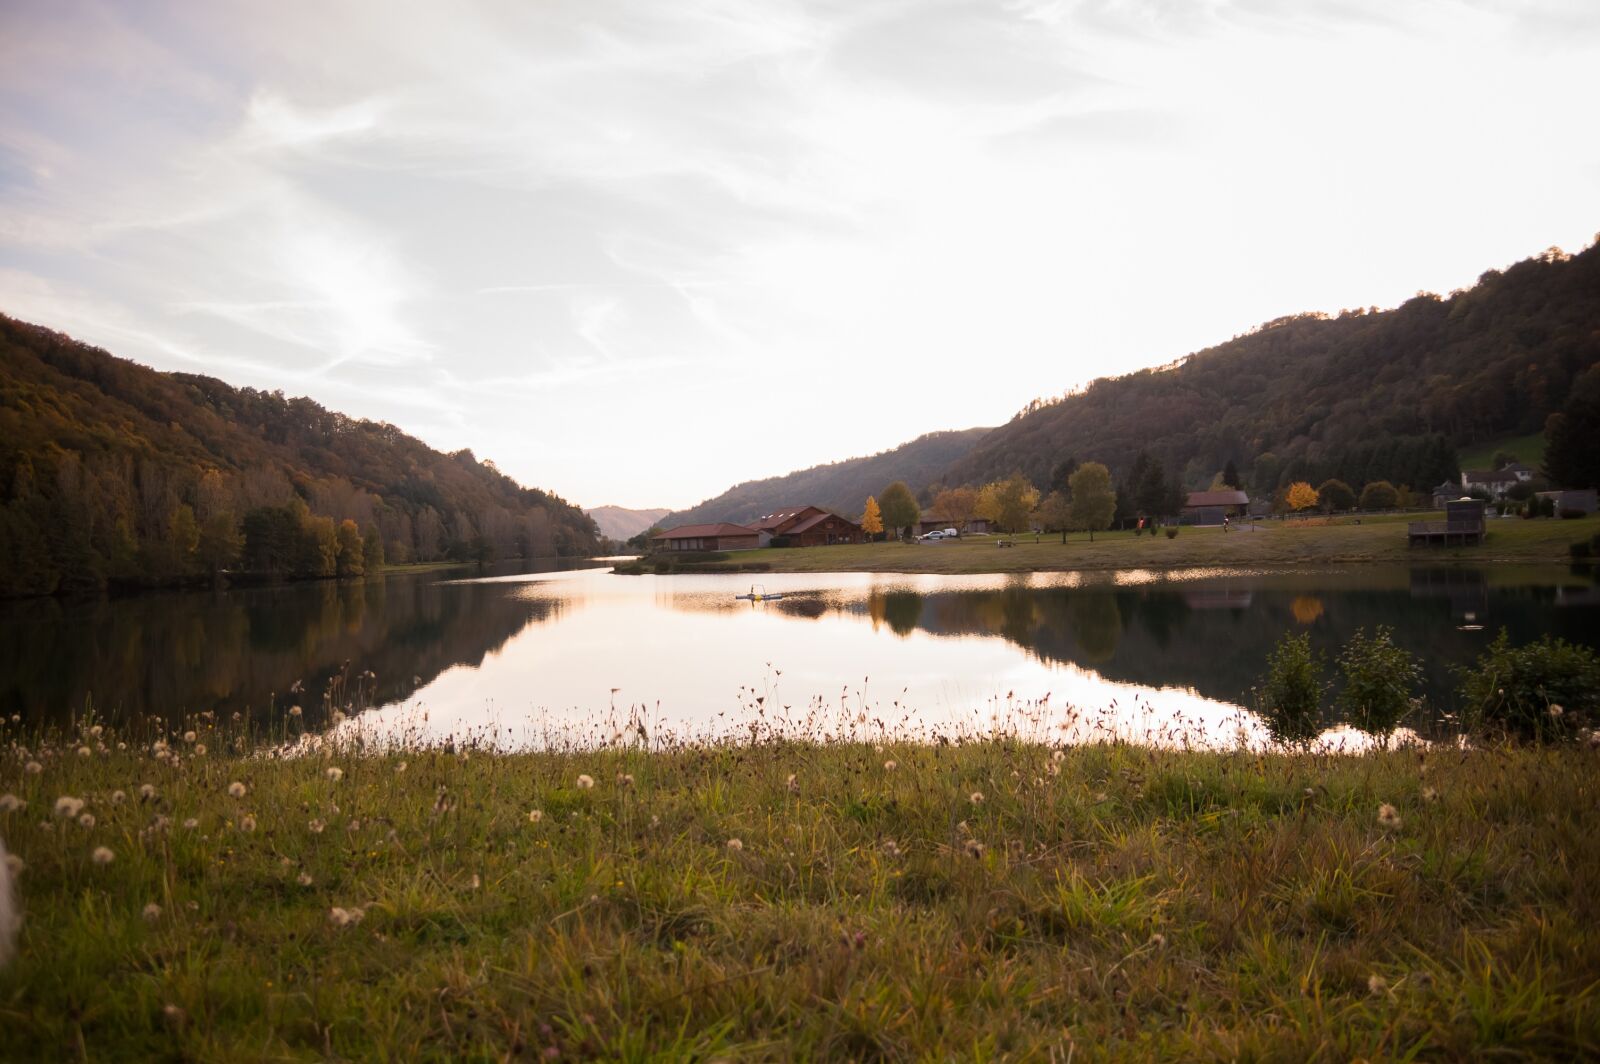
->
[919,530,947,540]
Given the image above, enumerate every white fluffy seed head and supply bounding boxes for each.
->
[227,782,246,798]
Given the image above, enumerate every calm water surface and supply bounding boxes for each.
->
[3,560,1596,749]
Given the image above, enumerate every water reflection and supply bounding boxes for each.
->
[3,562,1596,750]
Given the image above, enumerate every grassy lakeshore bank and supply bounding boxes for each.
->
[631,513,1599,576]
[3,724,1599,1059]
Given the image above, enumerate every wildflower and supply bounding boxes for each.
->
[576,774,595,790]
[1421,787,1439,803]
[882,839,901,858]
[786,773,799,794]
[346,819,361,834]
[24,761,42,775]
[183,731,196,744]
[1149,932,1167,949]
[297,873,313,886]
[227,781,246,799]
[328,906,365,927]
[1051,749,1066,762]
[1377,803,1402,829]
[163,1004,186,1025]
[142,902,162,922]
[726,838,744,852]
[194,744,206,756]
[0,794,21,813]
[139,784,157,801]
[148,815,172,833]
[963,838,986,859]
[469,873,481,890]
[528,809,543,824]
[77,746,92,758]
[1549,704,1564,718]
[326,767,344,782]
[1367,973,1389,995]
[89,725,103,738]
[54,796,85,818]
[289,706,303,717]
[969,791,985,804]
[91,846,115,865]
[111,790,126,805]
[616,772,634,787]
[395,761,408,773]
[78,813,95,829]
[239,814,257,833]
[309,818,326,834]
[884,760,897,772]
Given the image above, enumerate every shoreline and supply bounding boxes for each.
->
[616,512,1597,577]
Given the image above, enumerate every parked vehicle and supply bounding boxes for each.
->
[919,530,947,541]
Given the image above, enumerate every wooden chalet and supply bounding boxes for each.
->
[651,523,762,552]
[752,506,864,546]
[1408,499,1486,546]
[1182,489,1249,526]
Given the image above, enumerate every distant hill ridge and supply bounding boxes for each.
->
[0,315,601,596]
[675,240,1600,515]
[585,505,672,540]
[666,428,993,526]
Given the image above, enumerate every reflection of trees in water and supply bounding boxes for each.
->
[868,590,924,637]
[842,576,1600,718]
[0,575,569,726]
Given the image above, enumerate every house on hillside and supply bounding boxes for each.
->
[752,506,864,546]
[1431,481,1463,508]
[1182,489,1249,526]
[651,523,762,552]
[1461,468,1520,498]
[1501,463,1536,483]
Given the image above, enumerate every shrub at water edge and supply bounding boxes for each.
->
[1457,630,1600,741]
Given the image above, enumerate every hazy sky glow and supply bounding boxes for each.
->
[2,1,1597,509]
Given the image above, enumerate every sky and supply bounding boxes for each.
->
[1,1,1597,511]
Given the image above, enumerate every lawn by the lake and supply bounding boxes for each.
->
[661,512,1597,576]
[3,720,1598,1060]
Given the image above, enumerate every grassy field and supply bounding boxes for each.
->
[1457,432,1547,475]
[3,719,1599,1060]
[641,512,1598,576]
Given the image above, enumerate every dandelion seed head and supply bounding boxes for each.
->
[325,767,343,782]
[227,782,246,799]
[785,773,799,794]
[528,809,543,823]
[1377,803,1402,829]
[309,818,325,834]
[110,790,126,805]
[1367,973,1388,995]
[1421,787,1439,803]
[0,794,22,813]
[139,784,157,800]
[289,706,302,717]
[54,796,84,818]
[883,760,897,771]
[969,791,985,804]
[91,846,115,865]
[240,814,257,833]
[183,818,200,830]
[576,774,594,790]
[1549,704,1564,718]
[182,731,196,744]
[298,873,313,886]
[78,813,95,829]
[77,746,91,758]
[142,902,161,921]
[24,762,42,775]
[726,838,743,852]
[194,744,206,756]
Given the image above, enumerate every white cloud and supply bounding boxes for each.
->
[0,0,1597,507]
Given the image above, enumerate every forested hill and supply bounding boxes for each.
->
[667,428,992,526]
[947,242,1600,495]
[0,316,601,596]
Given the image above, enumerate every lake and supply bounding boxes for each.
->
[3,560,1596,749]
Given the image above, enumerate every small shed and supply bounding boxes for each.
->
[1537,488,1598,515]
[1183,489,1249,526]
[1409,498,1486,546]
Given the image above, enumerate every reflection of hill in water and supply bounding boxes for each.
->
[0,575,569,726]
[849,576,1600,711]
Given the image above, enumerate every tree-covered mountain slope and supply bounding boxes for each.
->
[0,315,600,596]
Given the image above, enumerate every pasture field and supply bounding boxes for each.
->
[3,716,1598,1060]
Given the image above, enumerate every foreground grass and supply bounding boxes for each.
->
[3,722,1600,1061]
[669,512,1597,576]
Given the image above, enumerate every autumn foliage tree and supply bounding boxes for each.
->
[860,496,884,540]
[977,473,1041,534]
[932,486,978,534]
[1037,490,1071,543]
[1286,481,1320,514]
[1317,479,1356,512]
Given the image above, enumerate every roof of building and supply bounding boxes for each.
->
[786,511,859,535]
[1502,462,1534,473]
[1183,490,1249,508]
[751,506,824,531]
[652,522,759,539]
